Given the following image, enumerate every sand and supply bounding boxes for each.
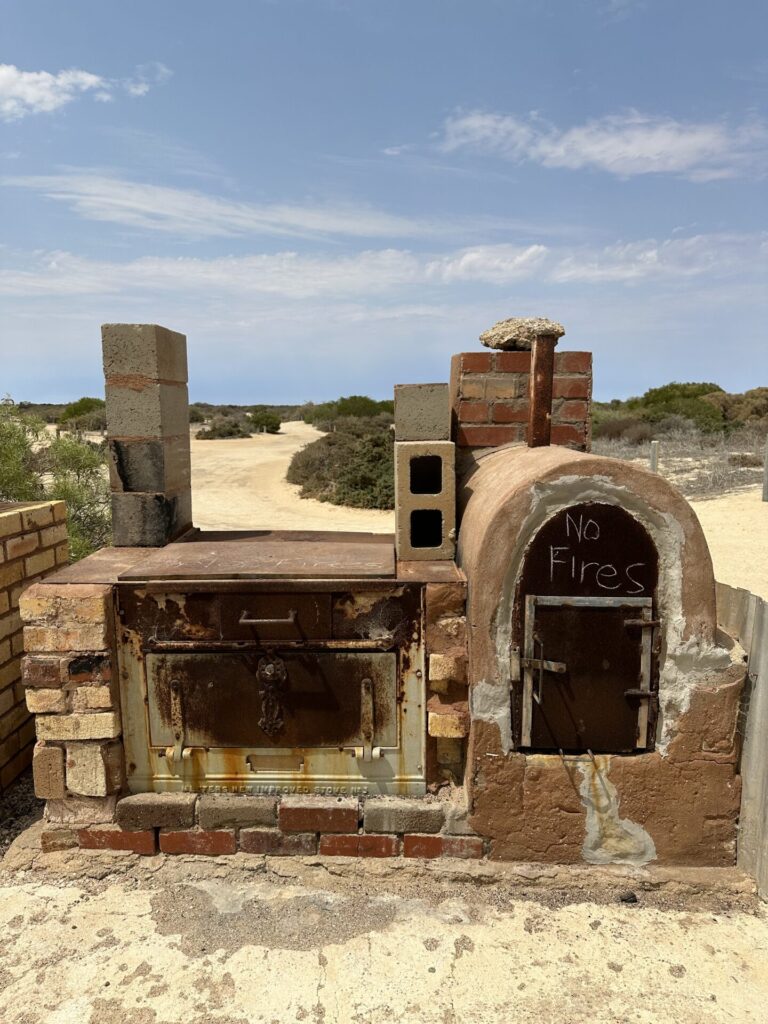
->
[191,420,394,533]
[190,424,767,598]
[690,488,768,600]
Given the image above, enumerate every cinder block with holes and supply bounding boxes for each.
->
[395,441,456,561]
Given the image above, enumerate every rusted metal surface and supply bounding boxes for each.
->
[147,651,397,750]
[513,502,660,752]
[117,531,396,581]
[117,581,426,796]
[527,334,558,448]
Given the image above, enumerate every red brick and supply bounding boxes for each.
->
[22,655,62,687]
[64,653,112,683]
[319,833,400,857]
[495,351,531,372]
[456,424,523,448]
[556,399,589,423]
[403,834,443,859]
[551,423,587,447]
[460,352,493,373]
[278,796,359,834]
[555,351,591,374]
[442,836,484,859]
[240,828,317,856]
[553,376,590,399]
[458,400,489,423]
[78,825,157,855]
[491,402,529,423]
[159,828,236,855]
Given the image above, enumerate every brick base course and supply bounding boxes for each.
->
[159,828,237,856]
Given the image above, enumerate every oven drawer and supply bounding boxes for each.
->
[118,589,332,642]
[147,650,397,750]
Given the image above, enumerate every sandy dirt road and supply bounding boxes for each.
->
[191,421,394,533]
[690,488,768,600]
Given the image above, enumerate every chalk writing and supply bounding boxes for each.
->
[548,511,647,594]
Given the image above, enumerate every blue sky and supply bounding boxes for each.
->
[1,0,766,403]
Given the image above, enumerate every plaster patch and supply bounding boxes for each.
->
[470,680,512,754]
[578,757,656,866]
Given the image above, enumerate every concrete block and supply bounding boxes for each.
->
[395,441,456,561]
[32,742,65,799]
[101,324,188,383]
[105,380,190,439]
[363,797,445,834]
[394,383,450,441]
[108,435,191,494]
[197,794,277,830]
[116,791,198,830]
[111,490,192,547]
[65,741,123,797]
[239,829,317,856]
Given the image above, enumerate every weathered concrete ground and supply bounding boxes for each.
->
[1,823,766,1024]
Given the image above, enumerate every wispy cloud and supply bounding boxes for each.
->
[0,62,171,121]
[2,171,482,241]
[1,233,763,301]
[440,109,768,181]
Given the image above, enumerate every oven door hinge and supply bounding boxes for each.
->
[345,677,382,762]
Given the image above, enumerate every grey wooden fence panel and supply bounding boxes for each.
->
[716,582,768,898]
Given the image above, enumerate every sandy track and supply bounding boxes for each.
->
[189,425,767,599]
[690,488,768,600]
[191,421,394,533]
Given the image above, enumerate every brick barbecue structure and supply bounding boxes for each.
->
[20,319,746,864]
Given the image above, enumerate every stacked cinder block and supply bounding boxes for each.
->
[449,350,592,450]
[394,384,456,561]
[102,324,193,546]
[0,501,68,793]
[60,792,484,859]
[19,580,123,849]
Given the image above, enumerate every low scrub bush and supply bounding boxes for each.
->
[250,408,281,433]
[287,416,394,509]
[197,415,252,439]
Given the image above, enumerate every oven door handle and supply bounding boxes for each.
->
[239,609,298,626]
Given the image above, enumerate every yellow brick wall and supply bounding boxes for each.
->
[0,501,68,792]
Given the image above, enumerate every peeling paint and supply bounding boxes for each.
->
[578,756,656,866]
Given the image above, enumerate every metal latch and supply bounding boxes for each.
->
[523,636,567,705]
[164,678,204,766]
[257,657,288,738]
[345,677,382,762]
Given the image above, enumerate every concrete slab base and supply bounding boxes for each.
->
[1,822,766,1024]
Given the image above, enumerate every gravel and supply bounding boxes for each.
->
[0,769,43,858]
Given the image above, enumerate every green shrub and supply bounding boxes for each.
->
[287,416,394,509]
[0,403,111,561]
[197,415,252,439]
[60,396,107,432]
[188,405,206,424]
[250,408,281,433]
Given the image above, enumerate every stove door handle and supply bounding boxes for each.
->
[239,609,298,626]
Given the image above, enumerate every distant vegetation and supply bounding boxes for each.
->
[594,383,768,443]
[59,396,107,432]
[287,397,395,509]
[197,415,253,440]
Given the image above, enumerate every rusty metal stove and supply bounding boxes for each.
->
[115,530,450,797]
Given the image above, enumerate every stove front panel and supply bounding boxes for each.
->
[117,584,426,797]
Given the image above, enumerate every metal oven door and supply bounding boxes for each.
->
[520,596,656,753]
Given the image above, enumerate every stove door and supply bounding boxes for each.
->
[147,651,397,751]
[520,596,655,753]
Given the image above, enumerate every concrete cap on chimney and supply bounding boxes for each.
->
[479,317,565,351]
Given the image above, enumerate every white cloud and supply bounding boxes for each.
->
[2,172,438,240]
[0,63,172,121]
[441,109,768,181]
[427,244,548,283]
[1,233,763,302]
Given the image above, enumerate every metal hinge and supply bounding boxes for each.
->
[345,677,382,762]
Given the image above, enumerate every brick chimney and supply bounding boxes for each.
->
[102,324,193,546]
